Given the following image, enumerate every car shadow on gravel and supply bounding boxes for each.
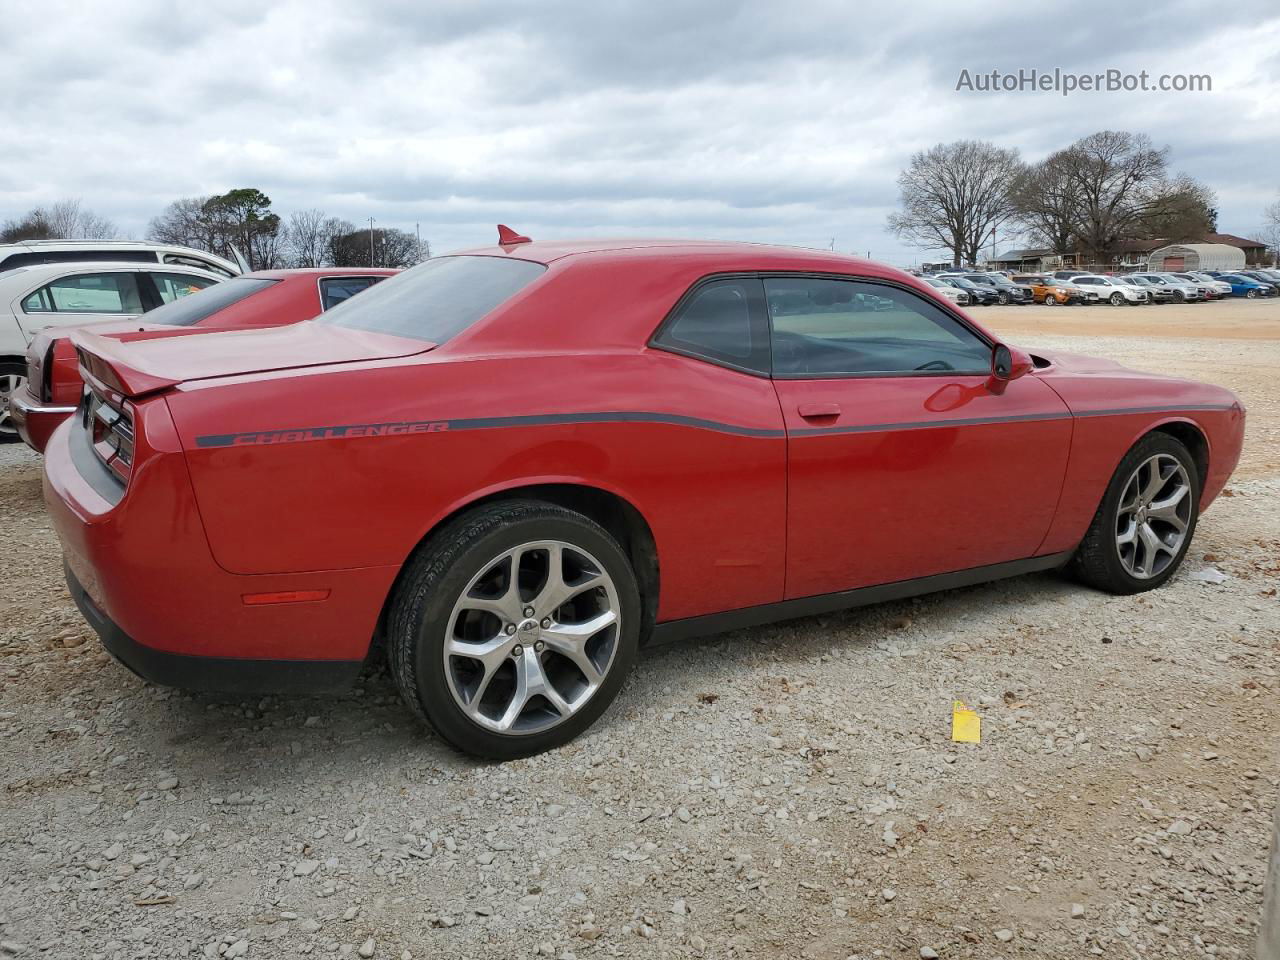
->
[58,569,1086,785]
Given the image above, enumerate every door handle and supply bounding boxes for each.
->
[798,402,841,419]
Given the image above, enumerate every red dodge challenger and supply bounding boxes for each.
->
[42,232,1245,759]
[12,267,397,452]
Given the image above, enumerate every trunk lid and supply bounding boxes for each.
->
[70,322,434,398]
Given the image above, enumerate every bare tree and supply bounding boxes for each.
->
[329,226,419,268]
[1141,175,1217,242]
[1060,131,1170,261]
[1,198,116,242]
[1011,150,1081,255]
[887,140,1025,266]
[148,196,220,251]
[285,209,350,267]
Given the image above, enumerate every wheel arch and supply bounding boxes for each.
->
[376,480,661,654]
[1143,417,1210,492]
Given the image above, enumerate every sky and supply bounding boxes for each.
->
[2,0,1278,266]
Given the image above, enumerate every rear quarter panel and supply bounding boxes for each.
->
[165,350,789,623]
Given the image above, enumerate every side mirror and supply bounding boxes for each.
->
[988,343,1033,392]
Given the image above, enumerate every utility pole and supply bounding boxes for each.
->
[368,217,376,268]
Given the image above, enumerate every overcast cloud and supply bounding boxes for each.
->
[2,0,1278,264]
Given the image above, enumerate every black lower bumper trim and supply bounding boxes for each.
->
[66,565,364,695]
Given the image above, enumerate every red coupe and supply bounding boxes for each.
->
[12,267,397,452]
[42,233,1245,758]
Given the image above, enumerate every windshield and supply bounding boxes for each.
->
[141,277,274,327]
[318,255,547,343]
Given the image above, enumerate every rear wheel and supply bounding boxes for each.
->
[388,500,641,759]
[0,362,26,444]
[1072,434,1199,594]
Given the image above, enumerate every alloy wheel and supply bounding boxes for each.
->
[443,540,621,735]
[0,371,26,437]
[1114,453,1192,580]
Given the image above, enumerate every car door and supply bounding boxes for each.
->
[13,269,147,342]
[767,275,1072,599]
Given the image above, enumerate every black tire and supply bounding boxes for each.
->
[1247,289,1259,299]
[998,292,1009,305]
[388,499,642,760]
[1110,293,1124,305]
[0,361,27,445]
[1071,433,1200,595]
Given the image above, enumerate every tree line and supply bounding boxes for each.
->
[888,130,1221,267]
[1,188,429,270]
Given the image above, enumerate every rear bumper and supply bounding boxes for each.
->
[9,388,74,453]
[42,404,397,687]
[66,565,362,694]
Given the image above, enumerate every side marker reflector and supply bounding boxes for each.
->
[242,589,331,606]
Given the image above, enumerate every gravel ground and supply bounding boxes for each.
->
[1,305,1277,959]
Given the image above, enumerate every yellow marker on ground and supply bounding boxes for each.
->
[951,701,981,744]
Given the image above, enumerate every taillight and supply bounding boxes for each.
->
[83,386,134,483]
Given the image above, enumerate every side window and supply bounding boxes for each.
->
[320,276,379,310]
[163,254,235,278]
[766,277,991,378]
[151,272,218,304]
[21,272,144,315]
[653,277,769,374]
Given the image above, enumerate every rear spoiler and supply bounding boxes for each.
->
[71,330,180,399]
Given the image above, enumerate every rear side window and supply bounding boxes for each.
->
[141,277,274,327]
[22,272,144,314]
[162,253,236,278]
[319,275,381,310]
[151,272,218,303]
[653,277,770,374]
[318,256,546,343]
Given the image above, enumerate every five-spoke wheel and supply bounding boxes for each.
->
[1072,433,1200,594]
[388,500,640,759]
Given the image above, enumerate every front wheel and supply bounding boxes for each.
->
[1110,293,1124,305]
[1071,433,1199,594]
[1247,289,1259,299]
[0,362,27,444]
[388,500,641,759]
[1043,295,1057,306]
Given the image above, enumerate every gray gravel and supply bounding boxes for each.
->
[1,327,1277,959]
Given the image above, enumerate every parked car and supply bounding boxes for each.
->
[0,239,240,277]
[1011,275,1085,305]
[1072,275,1149,305]
[1052,270,1090,282]
[1122,275,1177,303]
[957,273,1032,305]
[938,275,999,305]
[0,261,224,442]
[919,274,970,306]
[1212,273,1274,298]
[1236,271,1280,296]
[1131,273,1203,303]
[44,233,1245,759]
[1152,272,1215,301]
[1176,273,1233,298]
[11,268,397,452]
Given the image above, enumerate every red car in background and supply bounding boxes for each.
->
[42,233,1245,759]
[11,268,397,452]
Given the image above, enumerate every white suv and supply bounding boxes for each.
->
[0,261,223,441]
[1071,274,1149,305]
[0,239,240,278]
